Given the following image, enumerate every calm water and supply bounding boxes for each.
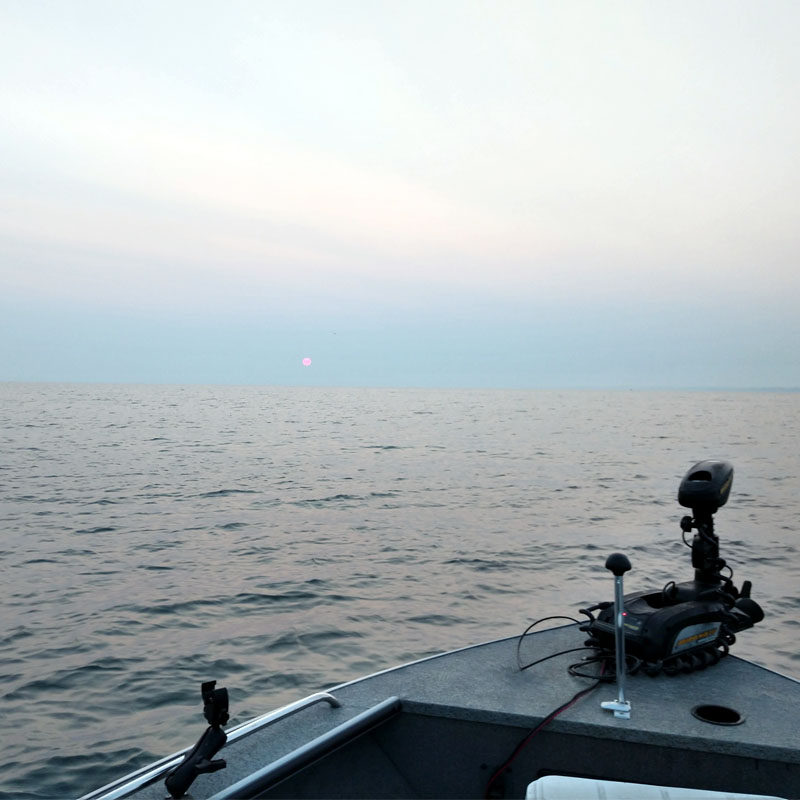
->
[1,384,798,799]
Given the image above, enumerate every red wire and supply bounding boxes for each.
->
[484,662,607,798]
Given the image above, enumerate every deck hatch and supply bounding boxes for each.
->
[691,704,744,726]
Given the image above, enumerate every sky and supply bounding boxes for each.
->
[1,0,798,389]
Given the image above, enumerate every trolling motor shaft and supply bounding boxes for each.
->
[600,553,632,719]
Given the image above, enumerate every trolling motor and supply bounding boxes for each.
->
[164,681,229,798]
[583,461,764,677]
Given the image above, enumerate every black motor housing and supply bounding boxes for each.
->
[678,460,734,516]
[584,460,763,675]
[587,580,763,674]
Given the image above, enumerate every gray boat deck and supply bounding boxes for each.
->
[333,624,800,763]
[86,624,800,799]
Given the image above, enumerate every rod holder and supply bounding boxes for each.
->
[165,681,229,798]
[601,553,632,720]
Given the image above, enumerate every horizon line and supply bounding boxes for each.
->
[2,379,799,393]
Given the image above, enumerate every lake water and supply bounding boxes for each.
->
[1,384,798,799]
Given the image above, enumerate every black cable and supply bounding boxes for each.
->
[568,652,640,680]
[515,616,580,671]
[519,646,598,672]
[567,653,613,680]
[493,619,611,796]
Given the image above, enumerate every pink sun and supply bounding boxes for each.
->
[302,357,312,366]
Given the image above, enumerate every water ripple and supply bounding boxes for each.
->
[1,384,798,799]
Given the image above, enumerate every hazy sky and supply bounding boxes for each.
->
[2,0,798,388]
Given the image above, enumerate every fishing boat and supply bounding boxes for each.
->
[80,462,800,800]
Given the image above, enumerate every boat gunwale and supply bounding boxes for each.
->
[76,630,558,800]
[76,693,343,800]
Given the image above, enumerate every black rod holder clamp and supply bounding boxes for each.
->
[165,681,229,798]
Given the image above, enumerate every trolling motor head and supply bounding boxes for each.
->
[583,459,764,676]
[678,460,733,585]
[678,459,734,518]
